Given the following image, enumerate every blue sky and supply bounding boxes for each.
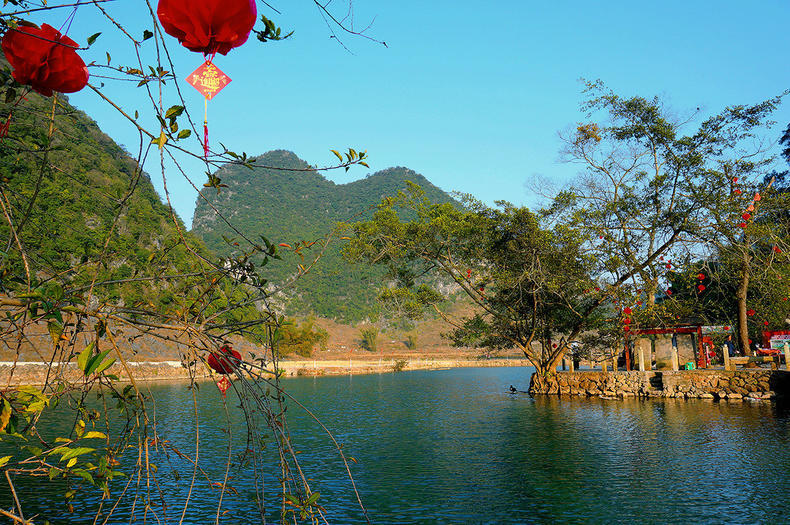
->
[36,0,790,224]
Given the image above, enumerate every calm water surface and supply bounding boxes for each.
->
[3,366,790,524]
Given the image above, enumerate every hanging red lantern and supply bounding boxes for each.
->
[739,222,747,228]
[747,204,755,212]
[207,345,241,374]
[746,309,755,317]
[733,189,742,195]
[774,246,782,254]
[157,0,257,56]
[754,193,761,202]
[623,318,632,324]
[732,177,739,183]
[724,326,730,330]
[623,307,632,315]
[697,273,705,280]
[1,23,89,97]
[666,289,672,295]
[697,284,705,292]
[764,321,769,326]
[742,213,752,221]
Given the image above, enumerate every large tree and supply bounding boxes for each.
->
[344,184,598,393]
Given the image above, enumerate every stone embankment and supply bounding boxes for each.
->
[533,369,790,401]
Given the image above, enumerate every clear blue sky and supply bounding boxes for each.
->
[37,1,790,224]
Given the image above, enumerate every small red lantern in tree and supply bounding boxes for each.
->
[732,177,739,183]
[207,345,241,374]
[623,318,632,324]
[734,189,742,195]
[623,307,632,315]
[739,222,747,228]
[742,213,752,221]
[1,23,89,97]
[666,289,672,295]
[754,193,761,202]
[746,309,755,317]
[774,246,782,254]
[697,273,705,280]
[747,204,755,212]
[764,321,769,326]
[697,284,706,292]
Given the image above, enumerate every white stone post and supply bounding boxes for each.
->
[637,339,647,372]
[723,344,731,371]
[671,346,679,371]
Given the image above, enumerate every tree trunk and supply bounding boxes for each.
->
[527,352,563,395]
[736,252,751,356]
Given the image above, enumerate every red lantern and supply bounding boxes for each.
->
[157,0,257,56]
[747,309,755,317]
[733,189,742,195]
[623,318,632,324]
[1,23,89,96]
[623,307,632,315]
[754,193,761,202]
[666,289,672,295]
[764,321,769,326]
[697,273,705,280]
[739,222,747,228]
[774,246,782,254]
[732,177,739,183]
[747,204,755,212]
[697,284,706,292]
[742,213,752,221]
[207,345,241,374]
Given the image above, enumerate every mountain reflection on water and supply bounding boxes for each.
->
[2,366,789,524]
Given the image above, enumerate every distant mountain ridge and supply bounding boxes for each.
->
[191,150,455,320]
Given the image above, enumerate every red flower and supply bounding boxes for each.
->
[746,309,755,316]
[742,213,752,221]
[784,297,788,302]
[207,345,241,374]
[1,23,89,96]
[697,284,706,292]
[158,0,257,55]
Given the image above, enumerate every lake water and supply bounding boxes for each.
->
[3,366,790,524]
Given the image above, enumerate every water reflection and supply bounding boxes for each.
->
[2,368,790,523]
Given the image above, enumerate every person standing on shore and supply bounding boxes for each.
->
[725,334,738,357]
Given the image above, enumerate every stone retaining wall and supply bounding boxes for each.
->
[533,369,790,401]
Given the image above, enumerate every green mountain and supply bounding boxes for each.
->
[191,150,455,321]
[0,72,209,309]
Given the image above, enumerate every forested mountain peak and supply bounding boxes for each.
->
[191,151,454,320]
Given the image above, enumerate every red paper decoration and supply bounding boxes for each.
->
[216,376,231,397]
[732,177,739,183]
[733,189,742,195]
[774,246,782,254]
[623,318,632,324]
[739,222,747,228]
[754,193,761,202]
[764,321,769,326]
[157,0,257,56]
[747,204,755,212]
[186,61,231,101]
[724,326,730,330]
[742,213,752,221]
[623,307,632,315]
[666,289,672,295]
[746,309,755,317]
[1,23,89,96]
[697,284,706,292]
[207,345,241,374]
[697,273,705,280]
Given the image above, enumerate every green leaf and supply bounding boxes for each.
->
[77,343,95,373]
[59,447,95,462]
[66,457,77,468]
[151,131,168,149]
[0,399,12,433]
[0,456,11,467]
[86,349,112,375]
[177,129,191,139]
[48,320,63,345]
[81,431,107,440]
[93,357,115,376]
[306,492,321,505]
[86,32,101,46]
[165,105,184,119]
[331,149,343,163]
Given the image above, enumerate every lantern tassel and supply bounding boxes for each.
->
[203,97,209,159]
[0,112,12,141]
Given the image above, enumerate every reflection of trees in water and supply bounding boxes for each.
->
[496,396,790,523]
